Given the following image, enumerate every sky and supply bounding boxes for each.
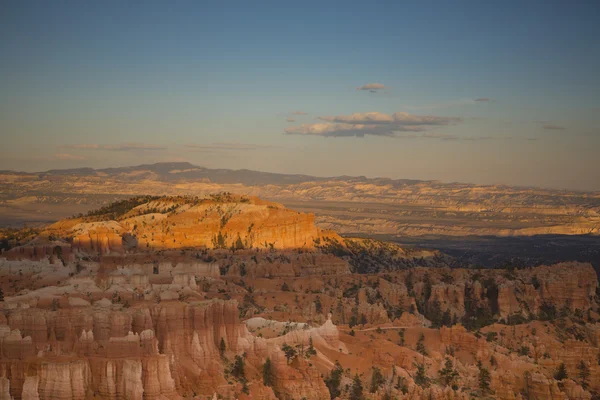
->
[1,0,599,190]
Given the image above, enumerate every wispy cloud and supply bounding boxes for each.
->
[185,142,275,151]
[542,124,566,131]
[356,83,386,91]
[291,111,308,115]
[60,143,167,151]
[319,112,460,126]
[474,97,492,102]
[285,111,461,138]
[286,117,296,123]
[55,153,87,160]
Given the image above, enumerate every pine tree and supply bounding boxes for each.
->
[349,374,364,400]
[577,360,590,389]
[405,271,414,296]
[219,338,226,358]
[369,367,385,393]
[478,361,491,394]
[438,357,459,387]
[281,343,297,363]
[490,355,497,367]
[416,333,428,356]
[306,336,317,357]
[349,315,358,328]
[441,309,452,327]
[359,314,368,325]
[426,300,442,328]
[235,235,244,250]
[523,370,531,399]
[414,362,429,388]
[395,376,409,394]
[554,362,568,381]
[216,231,226,248]
[398,328,405,346]
[262,358,274,387]
[324,361,343,400]
[315,296,323,314]
[231,355,245,380]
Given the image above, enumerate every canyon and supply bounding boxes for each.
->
[0,195,599,399]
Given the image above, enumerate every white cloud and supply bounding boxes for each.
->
[286,111,461,137]
[319,112,394,124]
[356,83,386,91]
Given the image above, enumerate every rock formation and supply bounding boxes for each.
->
[30,195,340,253]
[0,196,599,399]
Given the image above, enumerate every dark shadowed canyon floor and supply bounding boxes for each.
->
[366,233,600,274]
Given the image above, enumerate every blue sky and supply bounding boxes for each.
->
[1,1,599,190]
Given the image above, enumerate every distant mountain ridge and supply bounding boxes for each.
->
[0,161,517,190]
[40,162,332,186]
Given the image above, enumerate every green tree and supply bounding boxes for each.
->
[231,355,245,380]
[441,309,452,327]
[324,361,343,399]
[426,300,443,328]
[349,315,358,328]
[235,235,244,250]
[262,357,274,387]
[577,360,590,389]
[398,328,405,346]
[219,338,226,358]
[423,273,432,301]
[216,231,226,248]
[554,362,568,381]
[490,355,497,367]
[395,376,408,394]
[315,296,323,314]
[416,333,428,356]
[282,343,297,363]
[350,374,364,400]
[369,367,385,393]
[306,336,317,357]
[478,361,491,394]
[523,370,532,399]
[439,357,459,387]
[359,314,368,326]
[414,362,429,388]
[405,271,414,296]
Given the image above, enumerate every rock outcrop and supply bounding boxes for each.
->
[34,195,341,253]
